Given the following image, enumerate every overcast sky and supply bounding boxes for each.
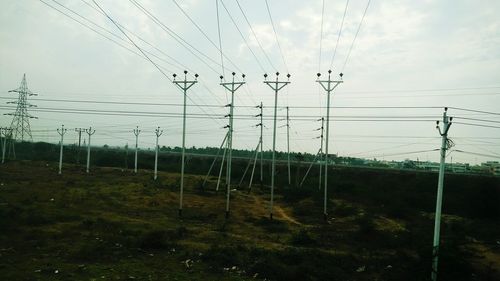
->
[1,0,499,164]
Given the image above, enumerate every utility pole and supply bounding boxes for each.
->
[318,117,324,190]
[57,125,67,175]
[172,71,198,217]
[154,126,163,181]
[1,128,12,164]
[431,107,453,281]
[220,72,246,219]
[248,141,261,191]
[133,126,141,173]
[4,74,37,142]
[203,131,228,188]
[85,127,95,174]
[249,104,264,191]
[75,128,85,164]
[300,148,322,187]
[316,70,343,221]
[263,72,291,219]
[216,134,229,192]
[258,102,264,184]
[286,106,291,186]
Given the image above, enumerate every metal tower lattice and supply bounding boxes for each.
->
[4,74,37,141]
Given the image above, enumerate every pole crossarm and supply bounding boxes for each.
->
[316,79,343,92]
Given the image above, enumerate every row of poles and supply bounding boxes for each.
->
[1,70,453,281]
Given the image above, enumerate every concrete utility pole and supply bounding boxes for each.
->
[85,127,95,174]
[316,70,343,221]
[203,131,228,188]
[75,128,85,164]
[238,141,260,187]
[431,107,453,281]
[248,141,261,191]
[263,72,291,219]
[249,104,264,191]
[300,148,322,187]
[216,136,229,192]
[172,71,198,217]
[219,72,246,218]
[133,126,141,173]
[258,102,264,183]
[286,106,291,185]
[57,125,67,175]
[1,128,12,164]
[318,117,324,190]
[154,127,163,181]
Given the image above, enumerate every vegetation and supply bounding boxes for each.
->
[0,152,499,280]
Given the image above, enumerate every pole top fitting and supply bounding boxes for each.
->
[328,69,332,74]
[339,73,344,78]
[444,107,448,111]
[264,73,268,79]
[173,73,177,78]
[449,117,453,121]
[436,121,440,125]
[195,73,199,79]
[276,72,280,76]
[232,72,236,76]
[287,73,291,79]
[184,70,188,74]
[242,74,246,79]
[220,75,224,80]
[317,73,321,77]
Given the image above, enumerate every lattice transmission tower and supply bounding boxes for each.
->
[4,74,37,141]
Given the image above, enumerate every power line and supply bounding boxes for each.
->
[318,0,325,72]
[0,96,449,110]
[329,0,349,69]
[38,0,165,70]
[341,0,371,73]
[219,0,265,73]
[366,149,440,159]
[90,0,224,127]
[0,105,441,122]
[449,106,500,116]
[91,0,172,80]
[171,0,242,73]
[453,122,500,129]
[215,0,228,103]
[77,0,187,70]
[264,0,288,73]
[454,116,500,124]
[235,0,276,71]
[47,0,225,109]
[453,150,500,159]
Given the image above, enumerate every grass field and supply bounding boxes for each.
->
[0,160,499,280]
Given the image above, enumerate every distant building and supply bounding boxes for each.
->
[481,161,500,176]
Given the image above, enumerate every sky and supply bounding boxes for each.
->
[0,0,499,165]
